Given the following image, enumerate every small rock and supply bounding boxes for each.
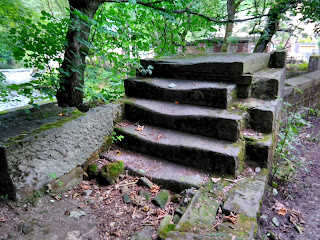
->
[137,177,153,189]
[109,222,116,227]
[123,194,131,204]
[69,210,86,220]
[22,223,33,234]
[50,200,55,203]
[101,161,125,185]
[131,226,155,240]
[255,167,261,173]
[157,215,175,239]
[174,206,186,217]
[82,190,93,197]
[88,163,99,176]
[152,190,170,208]
[173,214,181,224]
[120,186,130,194]
[171,194,181,203]
[272,217,279,227]
[139,189,150,201]
[65,230,82,240]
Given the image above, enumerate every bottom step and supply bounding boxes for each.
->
[101,149,209,192]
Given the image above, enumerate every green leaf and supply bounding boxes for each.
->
[129,0,136,5]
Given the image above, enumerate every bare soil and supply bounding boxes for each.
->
[257,116,320,239]
[0,175,178,240]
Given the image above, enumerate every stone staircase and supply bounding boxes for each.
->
[103,52,286,192]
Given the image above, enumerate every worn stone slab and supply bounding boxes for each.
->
[124,78,236,109]
[0,103,123,200]
[115,122,245,176]
[308,55,320,72]
[140,53,269,83]
[285,76,315,92]
[131,226,156,240]
[235,98,281,133]
[175,190,220,232]
[251,68,286,100]
[103,149,208,192]
[223,171,268,218]
[124,98,246,142]
[244,132,274,168]
[268,50,287,69]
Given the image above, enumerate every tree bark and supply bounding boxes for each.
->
[253,6,280,53]
[56,0,101,111]
[221,0,236,53]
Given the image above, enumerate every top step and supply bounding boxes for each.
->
[140,53,270,83]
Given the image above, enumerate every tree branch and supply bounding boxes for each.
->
[102,0,301,24]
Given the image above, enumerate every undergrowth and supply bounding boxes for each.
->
[272,95,319,182]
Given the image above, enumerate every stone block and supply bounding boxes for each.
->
[268,50,287,68]
[0,103,123,200]
[308,55,320,72]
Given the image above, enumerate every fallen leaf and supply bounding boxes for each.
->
[290,209,305,224]
[277,207,287,216]
[211,177,221,183]
[82,185,91,190]
[0,217,6,222]
[150,185,160,193]
[116,150,121,156]
[138,169,146,173]
[293,222,303,234]
[223,213,237,224]
[175,101,180,104]
[135,125,144,131]
[58,113,69,116]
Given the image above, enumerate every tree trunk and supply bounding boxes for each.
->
[221,0,236,53]
[253,7,280,53]
[56,0,100,111]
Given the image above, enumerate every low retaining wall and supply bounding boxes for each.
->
[0,103,123,200]
[283,70,320,117]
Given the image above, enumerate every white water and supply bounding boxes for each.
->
[0,69,51,112]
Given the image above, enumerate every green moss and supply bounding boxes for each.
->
[88,163,99,176]
[5,111,84,147]
[158,224,175,239]
[177,221,192,232]
[101,161,125,185]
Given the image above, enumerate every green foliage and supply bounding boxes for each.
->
[273,98,313,181]
[112,131,124,144]
[287,62,309,72]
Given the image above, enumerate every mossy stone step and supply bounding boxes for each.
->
[124,99,246,142]
[124,78,236,109]
[234,98,281,133]
[115,122,245,176]
[102,149,209,192]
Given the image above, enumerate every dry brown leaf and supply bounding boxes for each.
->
[116,150,121,156]
[273,201,286,211]
[0,217,6,222]
[135,125,144,132]
[277,207,288,216]
[223,213,238,224]
[150,185,160,193]
[82,185,91,190]
[175,101,180,104]
[211,177,221,183]
[290,209,305,224]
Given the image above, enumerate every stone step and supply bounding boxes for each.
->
[139,53,270,83]
[251,68,286,100]
[234,98,281,133]
[114,122,245,176]
[101,149,209,192]
[124,99,246,142]
[243,130,275,168]
[124,78,236,109]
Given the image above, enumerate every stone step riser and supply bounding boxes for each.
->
[125,104,242,142]
[114,127,242,176]
[124,79,235,109]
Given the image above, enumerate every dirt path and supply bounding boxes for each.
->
[258,116,320,239]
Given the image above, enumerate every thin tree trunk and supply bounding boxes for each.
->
[221,0,236,53]
[56,0,100,111]
[254,7,280,53]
